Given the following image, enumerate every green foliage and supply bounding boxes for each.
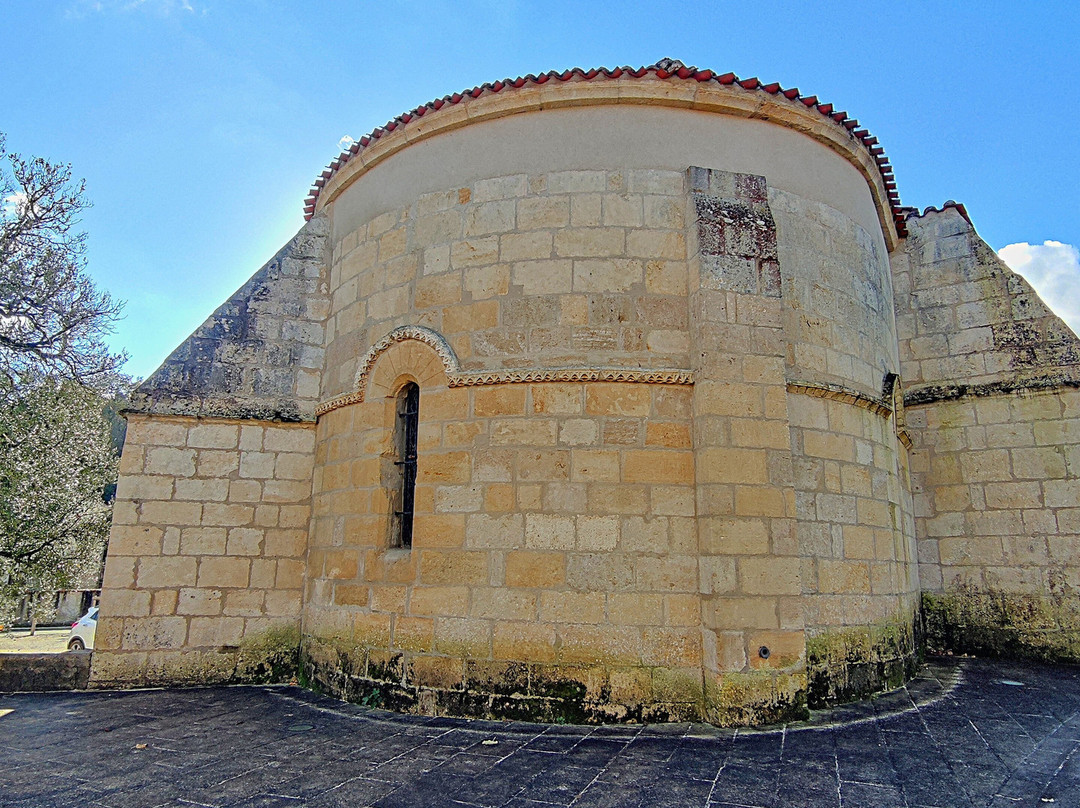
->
[0,378,119,617]
[0,134,128,620]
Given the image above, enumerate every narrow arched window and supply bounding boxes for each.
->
[392,382,420,548]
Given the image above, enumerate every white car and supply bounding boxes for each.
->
[67,606,97,651]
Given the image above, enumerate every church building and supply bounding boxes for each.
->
[90,60,1080,725]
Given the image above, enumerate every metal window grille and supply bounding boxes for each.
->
[393,382,420,548]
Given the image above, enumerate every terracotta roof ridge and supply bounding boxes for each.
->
[304,61,905,235]
[906,200,971,224]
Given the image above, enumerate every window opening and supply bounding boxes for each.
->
[392,382,420,548]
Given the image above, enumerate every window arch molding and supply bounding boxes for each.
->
[355,325,458,402]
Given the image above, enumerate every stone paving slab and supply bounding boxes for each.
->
[1,657,1078,808]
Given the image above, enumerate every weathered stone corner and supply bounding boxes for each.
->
[128,214,330,423]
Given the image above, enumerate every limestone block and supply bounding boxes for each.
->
[109,525,164,557]
[276,559,305,589]
[137,556,198,589]
[504,551,565,588]
[447,239,498,273]
[197,450,241,478]
[608,593,664,626]
[463,265,510,299]
[177,588,223,616]
[393,616,434,653]
[187,424,239,450]
[201,503,254,527]
[623,450,694,485]
[539,591,605,624]
[187,617,245,648]
[465,513,524,549]
[470,589,537,621]
[525,514,575,550]
[239,451,276,480]
[197,557,251,588]
[576,515,618,551]
[554,227,625,258]
[409,585,469,617]
[419,550,488,586]
[263,480,312,504]
[173,478,229,502]
[490,619,564,668]
[102,589,152,618]
[144,447,197,478]
[637,555,698,593]
[573,259,642,293]
[517,196,570,230]
[121,617,188,651]
[263,428,316,454]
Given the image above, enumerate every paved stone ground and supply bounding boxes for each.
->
[1,657,1078,808]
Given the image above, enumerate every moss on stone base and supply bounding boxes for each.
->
[705,671,808,726]
[922,581,1080,663]
[806,615,919,708]
[235,624,301,683]
[300,635,703,724]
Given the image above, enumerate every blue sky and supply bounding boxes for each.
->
[3,0,1078,380]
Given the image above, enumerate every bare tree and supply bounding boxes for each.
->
[0,134,126,391]
[0,135,127,622]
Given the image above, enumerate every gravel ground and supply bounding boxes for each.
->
[0,626,70,654]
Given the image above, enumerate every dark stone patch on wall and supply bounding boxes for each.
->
[127,215,330,423]
[904,374,1080,407]
[690,167,780,298]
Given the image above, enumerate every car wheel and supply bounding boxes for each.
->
[68,638,85,651]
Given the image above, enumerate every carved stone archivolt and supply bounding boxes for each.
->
[353,325,460,395]
[315,327,696,416]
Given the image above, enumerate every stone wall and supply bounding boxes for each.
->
[321,168,692,403]
[772,172,917,706]
[91,78,1080,722]
[789,393,919,705]
[305,338,702,722]
[897,207,1080,661]
[896,207,1079,397]
[128,216,330,422]
[301,164,917,724]
[909,389,1080,660]
[91,415,314,687]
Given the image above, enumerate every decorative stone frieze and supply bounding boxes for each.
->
[786,380,893,419]
[317,360,694,415]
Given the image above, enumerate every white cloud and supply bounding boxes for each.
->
[66,0,200,17]
[2,192,29,218]
[998,241,1080,337]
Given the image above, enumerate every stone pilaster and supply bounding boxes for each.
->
[688,167,805,724]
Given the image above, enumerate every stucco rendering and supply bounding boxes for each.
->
[90,60,1080,726]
